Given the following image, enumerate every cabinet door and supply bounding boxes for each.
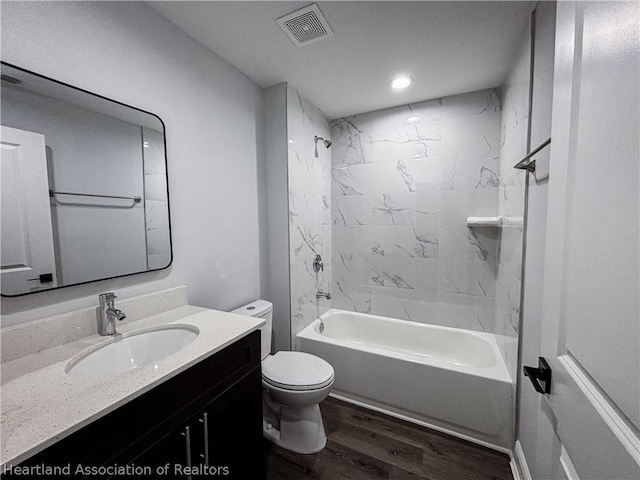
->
[122,427,187,480]
[205,367,264,479]
[123,367,263,480]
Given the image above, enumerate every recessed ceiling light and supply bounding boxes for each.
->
[406,116,421,124]
[389,76,413,89]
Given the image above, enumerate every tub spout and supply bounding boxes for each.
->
[316,290,331,300]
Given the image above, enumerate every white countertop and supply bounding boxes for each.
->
[0,305,264,467]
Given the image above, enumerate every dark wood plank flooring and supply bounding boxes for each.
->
[265,397,513,480]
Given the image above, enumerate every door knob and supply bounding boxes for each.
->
[523,356,552,394]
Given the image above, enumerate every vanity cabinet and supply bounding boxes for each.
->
[11,331,264,479]
[131,367,262,479]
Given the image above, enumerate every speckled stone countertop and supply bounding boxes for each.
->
[0,301,264,467]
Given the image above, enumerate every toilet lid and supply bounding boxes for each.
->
[262,351,334,391]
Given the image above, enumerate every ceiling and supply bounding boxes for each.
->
[150,1,535,119]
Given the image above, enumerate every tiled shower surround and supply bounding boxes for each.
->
[287,86,332,345]
[330,88,505,334]
[494,24,530,382]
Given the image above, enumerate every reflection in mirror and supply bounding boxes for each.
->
[0,63,172,296]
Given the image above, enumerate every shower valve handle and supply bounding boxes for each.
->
[313,254,324,272]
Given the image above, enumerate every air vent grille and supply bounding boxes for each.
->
[277,4,334,47]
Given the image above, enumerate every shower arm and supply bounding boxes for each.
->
[314,135,332,158]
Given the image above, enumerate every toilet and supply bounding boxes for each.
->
[232,300,334,454]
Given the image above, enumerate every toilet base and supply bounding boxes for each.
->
[263,404,327,454]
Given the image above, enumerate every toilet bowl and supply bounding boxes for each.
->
[232,300,334,454]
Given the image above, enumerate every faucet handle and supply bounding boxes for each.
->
[99,292,117,303]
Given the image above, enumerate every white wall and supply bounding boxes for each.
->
[1,1,265,326]
[263,83,291,352]
[516,3,555,475]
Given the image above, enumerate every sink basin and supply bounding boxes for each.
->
[66,325,199,377]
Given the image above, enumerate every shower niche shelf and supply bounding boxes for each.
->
[466,216,503,228]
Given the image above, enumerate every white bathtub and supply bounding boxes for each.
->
[296,309,514,452]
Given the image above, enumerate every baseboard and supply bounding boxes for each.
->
[328,392,511,455]
[510,440,532,480]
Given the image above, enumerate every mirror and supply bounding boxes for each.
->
[0,62,172,296]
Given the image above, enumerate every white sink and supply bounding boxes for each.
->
[66,325,199,377]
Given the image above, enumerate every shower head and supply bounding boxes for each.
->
[314,135,332,157]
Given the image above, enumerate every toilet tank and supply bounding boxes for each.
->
[231,300,272,360]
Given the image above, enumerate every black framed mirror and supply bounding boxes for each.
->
[1,62,172,296]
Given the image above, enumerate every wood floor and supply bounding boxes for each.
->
[264,397,513,480]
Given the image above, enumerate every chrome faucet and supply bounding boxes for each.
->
[98,292,126,336]
[316,290,331,300]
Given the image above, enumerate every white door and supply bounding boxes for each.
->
[0,126,58,295]
[528,2,639,478]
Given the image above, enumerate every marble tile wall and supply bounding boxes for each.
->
[494,21,531,382]
[287,86,332,346]
[331,88,502,333]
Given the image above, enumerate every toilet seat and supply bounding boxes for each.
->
[262,351,334,392]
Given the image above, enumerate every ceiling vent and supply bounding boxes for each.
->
[276,3,334,47]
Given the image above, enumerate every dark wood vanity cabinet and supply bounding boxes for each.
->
[12,331,264,479]
[131,366,263,479]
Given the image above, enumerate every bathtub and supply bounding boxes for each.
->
[296,309,514,452]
